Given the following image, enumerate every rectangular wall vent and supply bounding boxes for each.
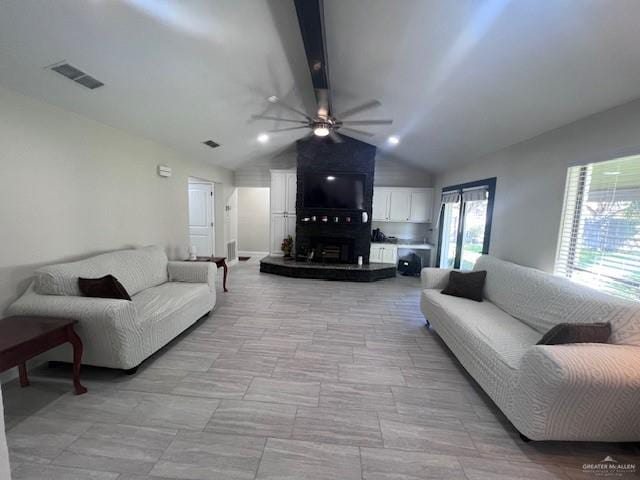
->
[227,240,237,261]
[49,62,104,90]
[203,140,220,149]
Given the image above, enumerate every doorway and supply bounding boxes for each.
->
[436,177,496,270]
[188,179,215,258]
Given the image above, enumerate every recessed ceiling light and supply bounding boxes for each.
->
[387,136,400,145]
[267,96,279,103]
[326,176,336,181]
[257,133,269,143]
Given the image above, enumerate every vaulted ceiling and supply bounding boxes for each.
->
[1,0,640,172]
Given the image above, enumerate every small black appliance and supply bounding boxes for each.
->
[398,253,422,276]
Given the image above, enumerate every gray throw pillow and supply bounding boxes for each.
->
[441,270,487,302]
[537,322,611,345]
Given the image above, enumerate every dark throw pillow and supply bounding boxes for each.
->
[78,275,131,301]
[441,270,487,302]
[537,322,611,345]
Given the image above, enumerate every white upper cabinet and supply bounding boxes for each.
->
[271,170,296,214]
[388,190,412,222]
[372,188,391,221]
[372,187,433,223]
[409,190,433,223]
[285,172,297,214]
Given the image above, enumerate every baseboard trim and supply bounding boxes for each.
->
[238,251,269,258]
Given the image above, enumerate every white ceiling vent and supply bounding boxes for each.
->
[49,62,104,90]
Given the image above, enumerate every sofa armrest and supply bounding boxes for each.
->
[167,261,215,289]
[513,344,640,440]
[7,284,139,368]
[420,268,454,290]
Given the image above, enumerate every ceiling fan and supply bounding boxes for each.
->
[251,0,392,143]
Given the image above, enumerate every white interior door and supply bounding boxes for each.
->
[188,182,214,257]
[388,190,411,221]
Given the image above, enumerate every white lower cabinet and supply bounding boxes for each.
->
[270,213,296,255]
[370,244,398,264]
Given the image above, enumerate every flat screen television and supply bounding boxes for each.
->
[303,173,365,210]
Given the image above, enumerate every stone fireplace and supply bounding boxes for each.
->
[295,134,376,264]
[260,134,396,281]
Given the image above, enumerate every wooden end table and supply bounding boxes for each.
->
[185,256,229,292]
[0,316,87,395]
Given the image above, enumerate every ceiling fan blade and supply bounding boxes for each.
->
[266,126,310,133]
[328,130,344,143]
[340,126,375,137]
[251,115,308,124]
[267,96,311,120]
[341,119,393,126]
[336,100,381,119]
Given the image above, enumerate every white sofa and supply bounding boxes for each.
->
[420,255,640,442]
[7,246,216,371]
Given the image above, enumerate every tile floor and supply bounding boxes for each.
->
[3,261,639,479]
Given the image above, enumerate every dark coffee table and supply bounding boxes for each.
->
[0,316,87,395]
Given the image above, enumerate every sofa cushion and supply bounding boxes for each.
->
[537,322,611,345]
[132,281,211,326]
[35,246,169,297]
[473,255,640,346]
[441,270,486,302]
[422,289,541,369]
[78,275,132,301]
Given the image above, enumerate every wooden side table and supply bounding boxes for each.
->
[185,256,229,292]
[0,316,87,395]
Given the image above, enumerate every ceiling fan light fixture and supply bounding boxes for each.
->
[314,124,330,137]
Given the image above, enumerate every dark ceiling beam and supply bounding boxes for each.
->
[293,0,331,115]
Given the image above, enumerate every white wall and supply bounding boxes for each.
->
[237,187,271,254]
[432,98,640,272]
[0,387,9,480]
[0,85,234,314]
[374,157,432,187]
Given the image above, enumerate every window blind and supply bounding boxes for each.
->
[462,186,488,202]
[441,191,461,204]
[555,155,640,300]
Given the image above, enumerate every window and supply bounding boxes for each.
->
[555,155,640,300]
[436,178,496,269]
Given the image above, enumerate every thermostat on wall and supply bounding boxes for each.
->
[157,165,172,177]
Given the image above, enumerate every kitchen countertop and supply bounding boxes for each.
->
[371,241,433,250]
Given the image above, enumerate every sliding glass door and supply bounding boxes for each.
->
[439,200,461,268]
[437,178,496,269]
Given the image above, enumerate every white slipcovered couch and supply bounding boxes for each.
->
[420,255,640,442]
[7,246,216,371]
